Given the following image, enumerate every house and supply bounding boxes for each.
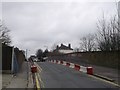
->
[54,43,73,54]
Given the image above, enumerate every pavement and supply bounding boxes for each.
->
[91,64,120,85]
[76,62,119,85]
[2,61,34,89]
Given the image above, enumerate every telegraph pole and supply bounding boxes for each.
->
[26,49,28,59]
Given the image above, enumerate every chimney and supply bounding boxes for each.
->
[61,43,63,46]
[56,45,59,49]
[68,44,71,48]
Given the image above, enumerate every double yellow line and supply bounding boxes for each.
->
[34,63,44,90]
[35,73,40,90]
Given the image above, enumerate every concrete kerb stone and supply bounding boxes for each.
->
[93,74,115,82]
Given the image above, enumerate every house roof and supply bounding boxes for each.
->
[55,44,73,51]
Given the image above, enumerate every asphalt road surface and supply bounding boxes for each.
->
[37,62,119,88]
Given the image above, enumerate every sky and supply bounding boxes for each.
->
[1,0,119,57]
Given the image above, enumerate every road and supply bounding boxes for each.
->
[36,61,119,88]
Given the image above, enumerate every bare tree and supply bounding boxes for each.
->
[79,34,96,52]
[0,20,11,45]
[74,47,79,52]
[96,14,110,51]
[96,11,120,51]
[51,43,57,51]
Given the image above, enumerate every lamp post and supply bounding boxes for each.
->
[26,49,30,84]
[26,49,27,59]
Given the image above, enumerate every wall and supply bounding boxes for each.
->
[59,50,73,54]
[2,44,13,73]
[12,48,25,74]
[79,51,120,69]
[2,45,26,74]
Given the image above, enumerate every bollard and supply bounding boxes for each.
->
[87,67,93,75]
[31,65,37,73]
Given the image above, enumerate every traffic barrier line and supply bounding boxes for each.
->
[49,60,93,75]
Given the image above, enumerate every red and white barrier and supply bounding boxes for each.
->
[80,66,87,73]
[69,63,75,68]
[31,65,37,73]
[58,60,61,64]
[87,67,93,75]
[49,60,93,75]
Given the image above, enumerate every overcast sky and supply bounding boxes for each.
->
[1,0,118,57]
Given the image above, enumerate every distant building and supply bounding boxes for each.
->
[54,43,73,54]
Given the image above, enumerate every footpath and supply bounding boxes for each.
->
[90,64,119,85]
[2,61,34,89]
